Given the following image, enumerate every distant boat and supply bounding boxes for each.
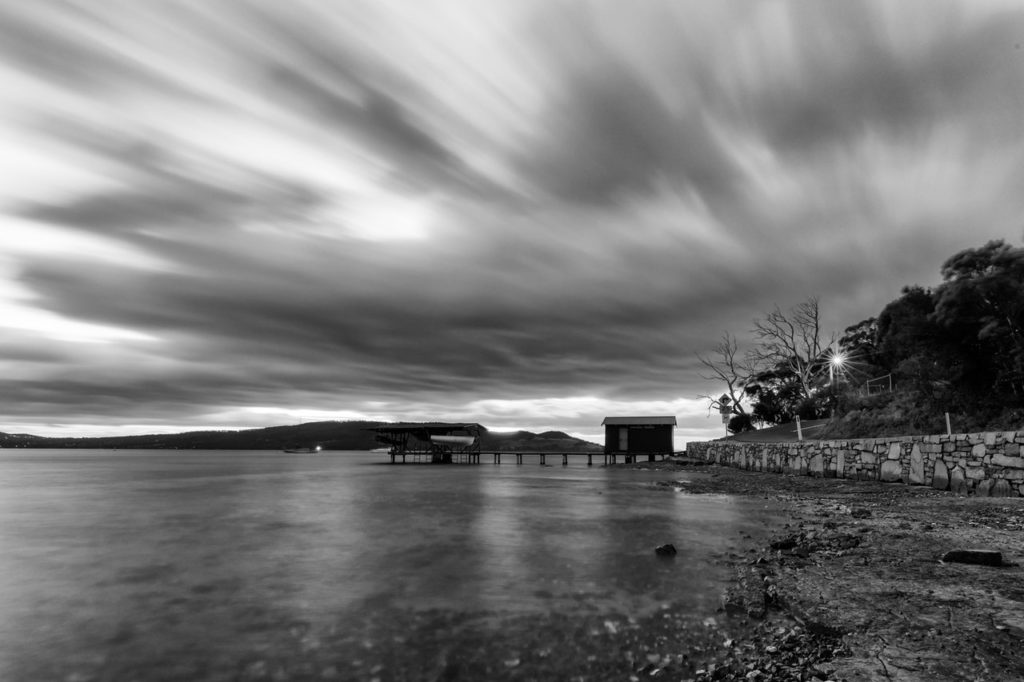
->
[283,445,322,454]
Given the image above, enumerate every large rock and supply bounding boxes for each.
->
[880,460,903,482]
[655,543,677,557]
[932,460,949,490]
[976,479,994,497]
[941,549,1003,566]
[909,445,924,485]
[808,453,823,477]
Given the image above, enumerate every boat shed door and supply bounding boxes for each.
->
[618,427,629,452]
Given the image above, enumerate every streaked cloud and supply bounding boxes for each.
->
[2,1,1023,442]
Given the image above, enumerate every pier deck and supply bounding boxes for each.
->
[385,450,669,465]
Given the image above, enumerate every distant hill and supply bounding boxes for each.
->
[0,421,601,452]
[479,429,600,452]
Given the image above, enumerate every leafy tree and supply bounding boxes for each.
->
[837,317,885,383]
[744,361,823,425]
[875,286,953,390]
[727,413,755,434]
[932,239,1024,401]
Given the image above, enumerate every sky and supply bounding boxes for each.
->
[2,1,1024,446]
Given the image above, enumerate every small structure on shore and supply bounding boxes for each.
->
[602,416,677,462]
[370,422,481,464]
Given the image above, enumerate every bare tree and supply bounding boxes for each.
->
[748,297,834,400]
[697,331,753,417]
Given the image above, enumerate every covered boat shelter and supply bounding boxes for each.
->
[371,422,482,464]
[602,416,677,462]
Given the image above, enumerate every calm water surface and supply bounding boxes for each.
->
[0,450,779,681]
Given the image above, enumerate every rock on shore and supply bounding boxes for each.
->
[634,459,1024,680]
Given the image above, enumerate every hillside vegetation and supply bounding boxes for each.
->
[706,239,1024,440]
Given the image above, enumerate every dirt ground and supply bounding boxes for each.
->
[638,459,1024,682]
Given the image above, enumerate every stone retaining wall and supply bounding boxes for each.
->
[686,431,1024,497]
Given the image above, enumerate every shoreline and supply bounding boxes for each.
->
[627,460,1024,681]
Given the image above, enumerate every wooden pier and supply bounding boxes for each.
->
[386,450,668,466]
[369,421,671,466]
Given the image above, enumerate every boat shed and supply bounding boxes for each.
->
[601,416,677,462]
[370,422,481,464]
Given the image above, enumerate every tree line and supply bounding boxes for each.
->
[701,239,1024,436]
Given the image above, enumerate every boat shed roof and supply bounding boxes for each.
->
[601,416,677,426]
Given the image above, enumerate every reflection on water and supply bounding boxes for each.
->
[0,451,779,680]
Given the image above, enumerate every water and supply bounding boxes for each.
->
[0,450,778,681]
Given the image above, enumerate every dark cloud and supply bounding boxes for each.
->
[265,65,499,197]
[522,64,736,205]
[0,5,177,96]
[734,4,1024,155]
[514,9,739,207]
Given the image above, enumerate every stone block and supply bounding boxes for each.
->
[943,442,956,453]
[950,467,970,495]
[861,452,876,466]
[976,479,994,497]
[880,460,903,482]
[836,450,846,478]
[1005,443,1020,457]
[887,443,901,460]
[972,443,986,458]
[984,432,998,446]
[809,453,823,477]
[992,479,1016,498]
[932,460,949,490]
[909,445,924,485]
[991,454,1024,469]
[966,466,986,480]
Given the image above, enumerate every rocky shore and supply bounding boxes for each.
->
[636,459,1024,681]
